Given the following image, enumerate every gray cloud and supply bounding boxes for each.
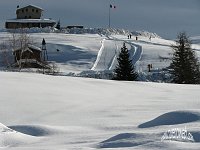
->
[1,0,200,39]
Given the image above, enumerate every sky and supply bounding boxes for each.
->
[0,0,200,39]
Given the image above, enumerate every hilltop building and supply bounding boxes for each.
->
[5,5,56,29]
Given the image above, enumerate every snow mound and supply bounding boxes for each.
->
[99,131,200,148]
[0,123,13,133]
[138,111,200,128]
[191,131,200,142]
[0,123,39,147]
[8,125,64,137]
[98,133,160,148]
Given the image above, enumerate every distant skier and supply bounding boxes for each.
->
[136,36,138,41]
[130,34,132,39]
[147,64,153,72]
[149,35,152,41]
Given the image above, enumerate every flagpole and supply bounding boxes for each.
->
[109,4,111,28]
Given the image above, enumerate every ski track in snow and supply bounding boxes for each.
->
[91,36,143,71]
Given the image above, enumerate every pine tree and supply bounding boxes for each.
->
[170,32,200,84]
[113,42,138,81]
[56,20,61,30]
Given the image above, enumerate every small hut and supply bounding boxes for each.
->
[13,44,49,68]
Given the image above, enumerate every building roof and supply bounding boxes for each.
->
[17,4,44,11]
[6,18,56,23]
[14,44,42,52]
[28,44,42,51]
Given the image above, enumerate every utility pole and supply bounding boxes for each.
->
[109,4,111,28]
[108,4,116,28]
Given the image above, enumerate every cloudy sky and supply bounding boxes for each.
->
[1,0,200,39]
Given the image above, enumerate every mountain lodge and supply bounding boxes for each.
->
[5,5,56,29]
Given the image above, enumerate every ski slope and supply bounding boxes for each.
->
[91,36,142,71]
[1,30,200,75]
[0,31,170,74]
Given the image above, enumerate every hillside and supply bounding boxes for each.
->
[1,28,200,82]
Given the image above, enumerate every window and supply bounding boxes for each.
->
[26,8,28,12]
[32,9,34,12]
[22,9,24,13]
[36,9,38,13]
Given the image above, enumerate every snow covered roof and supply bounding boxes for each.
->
[6,19,56,23]
[28,44,42,51]
[14,44,42,52]
[17,4,44,11]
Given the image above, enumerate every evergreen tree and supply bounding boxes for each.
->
[170,32,200,84]
[56,20,61,30]
[113,42,138,81]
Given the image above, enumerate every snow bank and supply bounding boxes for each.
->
[8,125,65,137]
[99,130,200,149]
[98,133,164,148]
[98,132,159,148]
[0,123,39,147]
[138,111,200,128]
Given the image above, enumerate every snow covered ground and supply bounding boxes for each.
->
[0,72,200,149]
[1,29,200,149]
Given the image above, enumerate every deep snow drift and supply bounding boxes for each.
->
[138,111,200,128]
[0,122,39,148]
[0,72,200,149]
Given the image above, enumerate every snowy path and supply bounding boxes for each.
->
[91,36,143,71]
[91,39,119,71]
[127,41,142,65]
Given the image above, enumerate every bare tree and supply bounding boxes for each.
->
[9,29,32,70]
